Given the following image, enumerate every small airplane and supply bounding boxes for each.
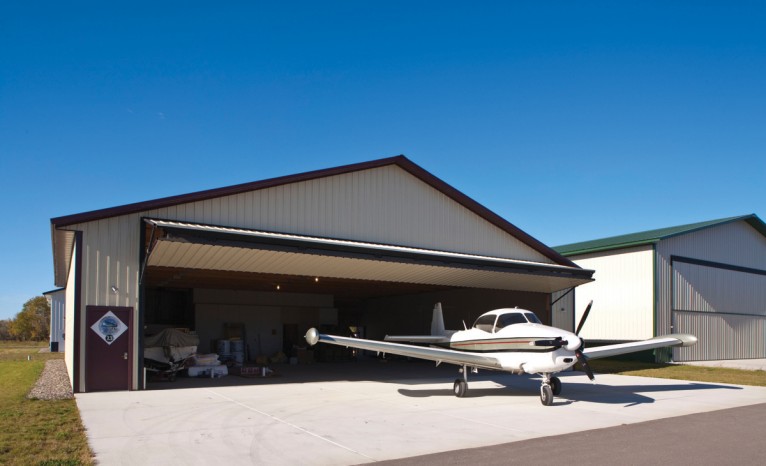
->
[304,301,697,405]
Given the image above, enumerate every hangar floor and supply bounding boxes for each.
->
[79,359,766,465]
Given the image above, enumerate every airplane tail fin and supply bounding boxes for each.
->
[430,302,446,336]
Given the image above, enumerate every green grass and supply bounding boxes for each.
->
[0,341,93,465]
[584,358,766,386]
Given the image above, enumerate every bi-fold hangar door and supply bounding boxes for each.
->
[672,256,766,361]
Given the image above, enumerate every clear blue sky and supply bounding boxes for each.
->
[1,2,764,320]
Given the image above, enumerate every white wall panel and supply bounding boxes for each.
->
[65,242,78,389]
[570,246,654,340]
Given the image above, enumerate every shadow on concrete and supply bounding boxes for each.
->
[396,372,742,406]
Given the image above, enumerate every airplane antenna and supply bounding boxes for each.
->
[462,320,468,330]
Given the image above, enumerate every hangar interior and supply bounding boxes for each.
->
[140,218,567,365]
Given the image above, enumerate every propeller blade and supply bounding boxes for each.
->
[575,300,594,336]
[575,350,595,382]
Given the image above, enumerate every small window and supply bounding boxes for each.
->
[473,315,497,332]
[524,313,542,324]
[495,313,528,329]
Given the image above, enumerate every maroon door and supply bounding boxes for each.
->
[85,306,133,391]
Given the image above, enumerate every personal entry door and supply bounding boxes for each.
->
[85,306,133,391]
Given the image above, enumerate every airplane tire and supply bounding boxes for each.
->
[550,376,562,396]
[540,384,553,406]
[453,379,467,398]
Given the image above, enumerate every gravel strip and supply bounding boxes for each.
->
[27,359,74,400]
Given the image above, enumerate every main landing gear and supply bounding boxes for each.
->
[451,367,563,406]
[539,374,561,406]
[453,365,475,398]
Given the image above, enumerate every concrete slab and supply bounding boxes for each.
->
[75,361,766,465]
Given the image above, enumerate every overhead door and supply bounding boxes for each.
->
[671,256,766,361]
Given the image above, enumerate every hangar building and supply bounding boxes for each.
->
[554,215,766,362]
[50,156,593,392]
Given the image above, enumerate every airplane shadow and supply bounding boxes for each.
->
[397,374,742,407]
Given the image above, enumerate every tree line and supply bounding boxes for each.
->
[0,296,50,341]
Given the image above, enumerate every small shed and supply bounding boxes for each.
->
[43,288,66,352]
[554,215,766,362]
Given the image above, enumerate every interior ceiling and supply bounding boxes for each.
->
[143,266,455,306]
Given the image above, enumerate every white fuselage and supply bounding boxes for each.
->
[441,311,582,374]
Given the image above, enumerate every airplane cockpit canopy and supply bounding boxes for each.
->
[473,310,541,332]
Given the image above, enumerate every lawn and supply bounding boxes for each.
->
[0,341,92,466]
[585,358,766,386]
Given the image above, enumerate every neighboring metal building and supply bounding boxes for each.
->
[50,156,593,392]
[555,215,766,362]
[43,288,66,352]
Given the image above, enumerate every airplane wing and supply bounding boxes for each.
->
[582,334,697,360]
[305,328,503,370]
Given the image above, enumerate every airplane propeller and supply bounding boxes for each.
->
[574,300,595,381]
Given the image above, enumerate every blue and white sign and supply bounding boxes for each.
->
[90,311,128,345]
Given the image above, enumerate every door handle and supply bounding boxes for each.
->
[123,352,128,360]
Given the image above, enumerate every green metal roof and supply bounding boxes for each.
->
[554,214,766,256]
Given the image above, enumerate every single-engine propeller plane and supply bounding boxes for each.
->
[304,301,697,405]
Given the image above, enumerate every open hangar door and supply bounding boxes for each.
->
[140,219,592,380]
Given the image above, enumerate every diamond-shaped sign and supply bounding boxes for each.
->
[90,311,127,345]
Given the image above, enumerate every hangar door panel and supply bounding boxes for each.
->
[671,258,766,361]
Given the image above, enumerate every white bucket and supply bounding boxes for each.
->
[230,339,244,353]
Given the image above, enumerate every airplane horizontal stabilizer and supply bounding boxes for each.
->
[582,334,697,360]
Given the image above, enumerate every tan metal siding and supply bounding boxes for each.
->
[143,166,552,263]
[569,245,655,340]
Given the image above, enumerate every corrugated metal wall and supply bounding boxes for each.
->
[551,288,575,331]
[657,221,766,361]
[568,245,655,340]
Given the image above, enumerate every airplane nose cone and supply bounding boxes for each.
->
[565,336,583,352]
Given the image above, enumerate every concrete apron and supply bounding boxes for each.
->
[75,364,766,465]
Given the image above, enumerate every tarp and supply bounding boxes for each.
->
[145,328,200,348]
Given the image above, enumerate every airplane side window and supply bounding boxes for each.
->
[473,315,497,332]
[495,313,528,329]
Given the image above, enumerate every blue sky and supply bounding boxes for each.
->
[1,2,764,320]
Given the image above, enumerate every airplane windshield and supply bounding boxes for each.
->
[495,313,528,329]
[524,313,542,324]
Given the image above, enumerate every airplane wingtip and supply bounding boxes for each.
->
[305,328,320,346]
